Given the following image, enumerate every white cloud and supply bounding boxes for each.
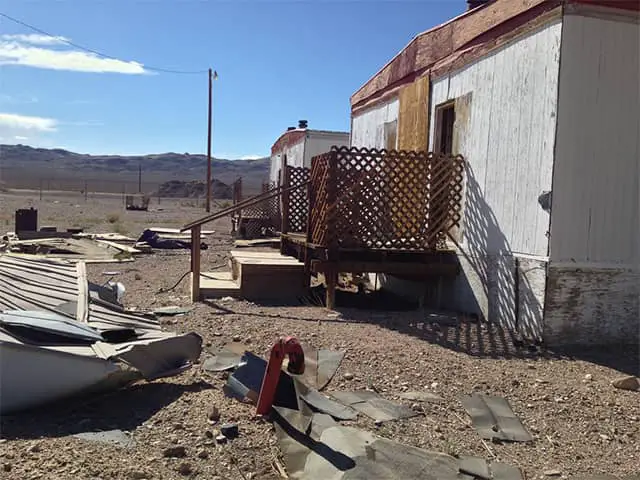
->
[239,155,264,160]
[0,34,69,46]
[0,34,147,74]
[14,135,29,141]
[0,112,57,131]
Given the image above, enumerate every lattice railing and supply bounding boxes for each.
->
[284,166,310,233]
[309,153,331,246]
[308,146,464,251]
[242,181,281,222]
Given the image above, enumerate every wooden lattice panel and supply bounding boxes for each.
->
[285,166,310,233]
[243,182,280,222]
[309,146,465,251]
[309,153,331,246]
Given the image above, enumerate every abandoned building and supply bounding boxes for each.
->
[269,121,350,184]
[349,0,640,347]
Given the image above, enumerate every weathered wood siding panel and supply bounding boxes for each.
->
[428,21,561,336]
[430,20,561,257]
[545,13,640,347]
[351,98,399,149]
[397,76,430,151]
[550,14,639,264]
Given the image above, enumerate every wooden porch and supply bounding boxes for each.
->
[182,146,465,308]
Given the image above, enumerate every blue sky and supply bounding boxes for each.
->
[0,0,464,158]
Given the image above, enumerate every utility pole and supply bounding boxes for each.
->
[138,161,142,193]
[206,68,214,212]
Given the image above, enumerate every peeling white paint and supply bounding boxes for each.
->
[429,21,562,335]
[545,13,640,346]
[351,98,400,149]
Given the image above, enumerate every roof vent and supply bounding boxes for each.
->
[467,0,490,11]
[298,120,308,129]
[286,127,296,131]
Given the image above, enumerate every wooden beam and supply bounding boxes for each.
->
[325,266,338,310]
[191,225,202,302]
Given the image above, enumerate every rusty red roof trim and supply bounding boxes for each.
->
[271,130,307,155]
[352,0,638,111]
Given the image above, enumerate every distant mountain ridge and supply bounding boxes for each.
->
[0,144,270,195]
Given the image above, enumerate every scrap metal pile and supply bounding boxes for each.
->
[203,340,534,480]
[0,255,203,414]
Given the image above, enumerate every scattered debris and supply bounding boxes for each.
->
[298,344,345,391]
[163,446,187,458]
[272,405,521,480]
[343,372,354,381]
[220,423,239,439]
[461,394,533,443]
[458,456,523,480]
[611,376,640,392]
[137,229,208,250]
[330,390,420,423]
[152,306,194,317]
[543,469,562,477]
[398,391,445,403]
[215,434,228,444]
[72,429,134,449]
[295,379,358,421]
[0,256,203,414]
[208,406,221,422]
[202,342,248,372]
[0,237,139,263]
[176,462,193,476]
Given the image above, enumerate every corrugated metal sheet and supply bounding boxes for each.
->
[0,255,160,331]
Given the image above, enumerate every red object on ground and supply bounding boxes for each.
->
[256,336,305,415]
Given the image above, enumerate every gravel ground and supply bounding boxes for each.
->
[1,191,639,480]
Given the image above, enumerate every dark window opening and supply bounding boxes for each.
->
[435,103,455,155]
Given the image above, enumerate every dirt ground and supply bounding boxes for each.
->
[1,190,639,480]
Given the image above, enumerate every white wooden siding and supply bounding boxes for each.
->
[304,133,350,166]
[549,14,640,264]
[269,139,305,184]
[430,20,562,258]
[351,98,400,148]
[428,20,561,335]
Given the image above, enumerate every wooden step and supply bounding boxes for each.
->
[197,271,241,298]
[229,250,307,300]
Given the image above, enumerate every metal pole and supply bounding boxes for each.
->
[84,180,88,202]
[138,161,142,193]
[206,68,213,212]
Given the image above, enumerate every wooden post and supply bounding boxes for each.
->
[325,151,339,310]
[325,265,338,310]
[280,155,289,235]
[190,225,202,302]
[206,68,213,213]
[84,180,88,202]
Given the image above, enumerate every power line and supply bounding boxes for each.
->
[0,11,209,75]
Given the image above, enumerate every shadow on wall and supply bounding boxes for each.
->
[439,163,546,343]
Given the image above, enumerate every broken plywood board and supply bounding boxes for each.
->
[2,238,138,263]
[461,394,533,442]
